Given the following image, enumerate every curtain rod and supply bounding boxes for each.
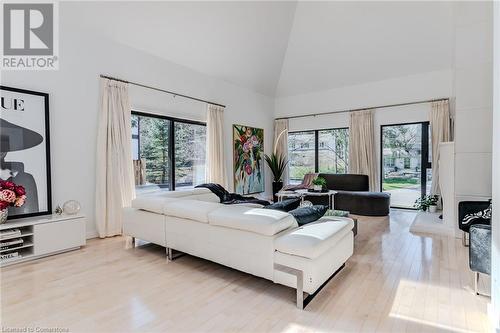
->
[275,97,449,120]
[99,74,226,108]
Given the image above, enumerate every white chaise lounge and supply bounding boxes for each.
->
[123,188,354,308]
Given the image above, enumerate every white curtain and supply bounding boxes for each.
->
[274,119,289,183]
[430,100,451,196]
[95,78,135,238]
[348,109,377,191]
[206,104,228,188]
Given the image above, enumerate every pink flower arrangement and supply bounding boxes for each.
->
[0,180,26,211]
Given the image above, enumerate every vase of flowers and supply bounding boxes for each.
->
[0,180,26,223]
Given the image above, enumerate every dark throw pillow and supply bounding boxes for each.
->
[263,198,301,212]
[289,205,328,226]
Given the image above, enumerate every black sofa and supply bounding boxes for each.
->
[305,174,390,216]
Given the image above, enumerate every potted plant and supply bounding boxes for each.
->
[414,195,439,212]
[428,195,439,213]
[264,152,288,201]
[312,177,327,192]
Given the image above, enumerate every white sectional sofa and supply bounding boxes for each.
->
[123,188,354,308]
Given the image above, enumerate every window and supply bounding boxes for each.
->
[131,114,171,189]
[131,112,206,191]
[318,128,349,174]
[288,128,349,184]
[384,157,396,168]
[288,131,315,184]
[403,157,411,169]
[174,122,206,189]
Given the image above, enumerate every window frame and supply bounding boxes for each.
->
[288,126,349,177]
[132,110,206,191]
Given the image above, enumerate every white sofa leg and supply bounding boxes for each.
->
[166,247,173,261]
[274,263,305,309]
[274,262,346,309]
[166,248,185,261]
[125,236,135,249]
[474,271,479,295]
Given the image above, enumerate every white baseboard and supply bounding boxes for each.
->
[86,229,99,239]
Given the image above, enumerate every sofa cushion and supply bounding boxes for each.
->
[289,205,328,226]
[190,192,220,203]
[263,198,301,212]
[163,199,222,223]
[191,187,213,195]
[132,195,181,214]
[274,219,354,259]
[208,205,297,236]
[156,190,197,198]
[318,173,369,191]
[131,188,216,214]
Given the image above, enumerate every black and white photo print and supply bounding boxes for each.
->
[0,86,51,219]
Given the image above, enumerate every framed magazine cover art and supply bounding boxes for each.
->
[0,86,52,219]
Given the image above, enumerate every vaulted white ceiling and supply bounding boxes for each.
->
[66,1,454,97]
[277,1,454,97]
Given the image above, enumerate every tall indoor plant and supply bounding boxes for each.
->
[265,128,289,201]
[264,153,288,201]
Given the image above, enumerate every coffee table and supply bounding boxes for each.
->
[277,189,337,210]
[296,189,337,210]
[276,191,302,202]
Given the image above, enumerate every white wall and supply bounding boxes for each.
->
[491,1,500,329]
[288,102,431,191]
[1,4,275,238]
[275,69,452,118]
[453,2,493,227]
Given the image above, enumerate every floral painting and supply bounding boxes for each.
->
[233,125,264,194]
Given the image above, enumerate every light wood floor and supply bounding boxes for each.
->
[1,210,492,332]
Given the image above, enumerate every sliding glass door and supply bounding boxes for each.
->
[381,122,431,209]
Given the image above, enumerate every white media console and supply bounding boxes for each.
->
[0,214,86,267]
